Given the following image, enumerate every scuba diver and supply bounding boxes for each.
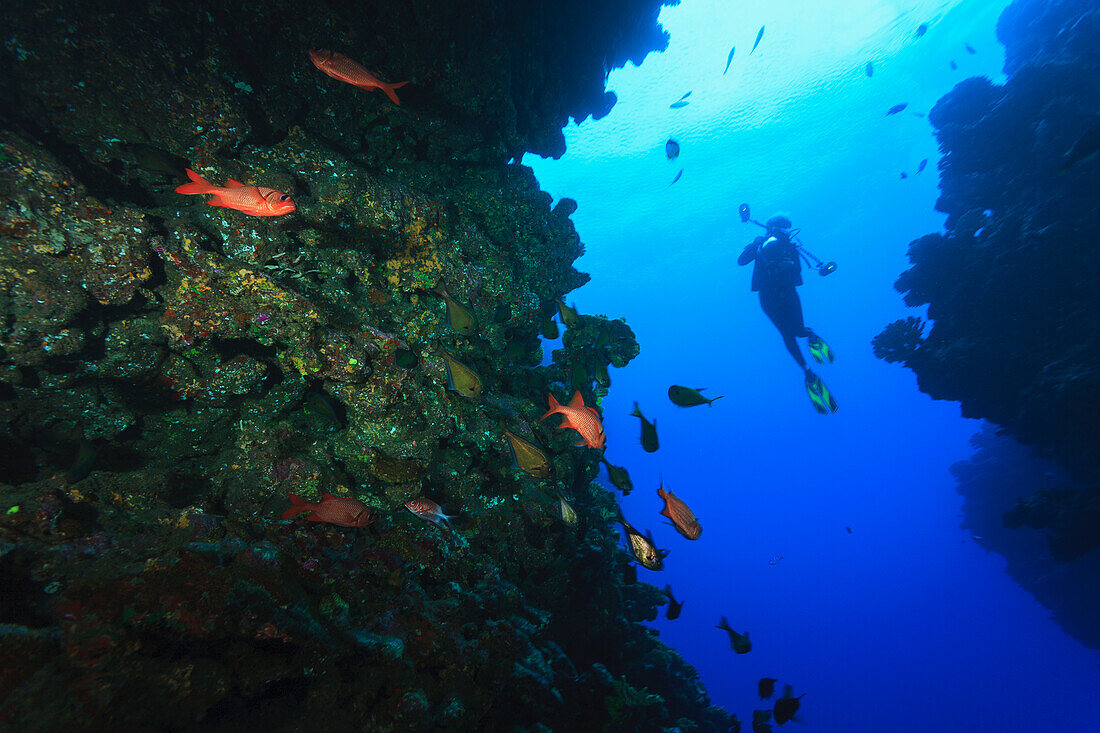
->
[737,206,838,413]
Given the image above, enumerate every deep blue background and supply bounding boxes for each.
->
[531,0,1100,729]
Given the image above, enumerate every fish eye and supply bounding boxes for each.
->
[280,194,289,201]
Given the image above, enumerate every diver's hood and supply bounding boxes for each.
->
[766,214,793,230]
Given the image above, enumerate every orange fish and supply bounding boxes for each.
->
[658,478,701,540]
[175,169,296,217]
[281,493,374,527]
[308,49,409,105]
[540,391,606,450]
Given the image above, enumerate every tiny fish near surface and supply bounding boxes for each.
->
[724,46,736,74]
[886,103,908,116]
[751,25,765,54]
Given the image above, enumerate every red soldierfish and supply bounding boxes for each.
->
[405,497,454,528]
[540,390,606,450]
[657,479,702,540]
[308,49,409,105]
[281,493,375,527]
[175,169,296,217]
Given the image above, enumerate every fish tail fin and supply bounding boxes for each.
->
[280,493,309,519]
[378,80,409,105]
[630,401,642,418]
[716,616,731,631]
[708,395,726,405]
[540,393,562,421]
[174,168,214,195]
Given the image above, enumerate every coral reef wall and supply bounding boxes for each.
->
[873,0,1100,641]
[1,0,730,729]
[952,426,1100,649]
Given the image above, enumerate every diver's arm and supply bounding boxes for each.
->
[737,241,759,266]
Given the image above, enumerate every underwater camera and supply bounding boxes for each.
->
[818,261,838,276]
[738,203,752,223]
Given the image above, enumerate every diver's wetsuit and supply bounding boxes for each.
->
[738,230,815,369]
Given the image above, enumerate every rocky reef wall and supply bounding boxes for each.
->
[0,0,730,729]
[872,0,1100,640]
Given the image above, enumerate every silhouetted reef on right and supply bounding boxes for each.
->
[873,0,1100,639]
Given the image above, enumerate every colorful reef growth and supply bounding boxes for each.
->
[0,0,732,729]
[873,0,1100,646]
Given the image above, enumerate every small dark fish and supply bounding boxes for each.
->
[65,438,100,484]
[677,91,692,101]
[950,60,957,70]
[555,299,581,328]
[594,323,611,348]
[541,316,559,339]
[668,385,723,407]
[666,138,680,160]
[122,142,191,181]
[1061,123,1100,171]
[631,402,659,453]
[886,103,908,116]
[501,425,551,478]
[753,709,773,733]
[601,459,633,495]
[664,585,684,620]
[915,23,928,38]
[768,554,784,566]
[724,46,736,74]
[912,111,926,118]
[773,685,804,725]
[618,515,668,570]
[558,495,578,525]
[304,390,344,426]
[965,43,976,54]
[751,25,765,54]
[846,526,852,534]
[916,158,928,174]
[865,62,873,77]
[593,360,610,387]
[900,172,908,179]
[433,282,478,335]
[730,714,742,733]
[758,677,778,700]
[395,348,419,369]
[437,345,483,398]
[492,301,511,324]
[670,169,683,186]
[570,360,590,389]
[717,616,751,653]
[669,100,689,109]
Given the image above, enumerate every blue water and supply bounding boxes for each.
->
[531,0,1100,729]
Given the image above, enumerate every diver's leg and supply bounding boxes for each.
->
[760,289,808,369]
[790,289,811,338]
